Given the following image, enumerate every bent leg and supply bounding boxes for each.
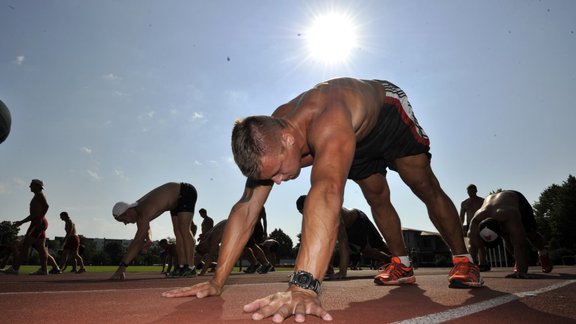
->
[59,250,70,269]
[172,213,196,266]
[36,239,49,271]
[354,174,407,257]
[525,230,546,251]
[395,154,467,255]
[171,216,185,266]
[74,251,86,269]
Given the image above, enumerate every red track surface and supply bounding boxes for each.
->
[1,266,575,323]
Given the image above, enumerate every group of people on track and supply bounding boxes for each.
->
[2,78,555,323]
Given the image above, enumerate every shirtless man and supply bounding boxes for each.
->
[468,190,553,278]
[159,239,178,274]
[59,212,87,273]
[195,220,227,275]
[195,218,272,275]
[163,78,482,322]
[260,238,280,267]
[297,195,390,279]
[460,184,484,234]
[198,208,214,242]
[243,207,274,274]
[111,182,197,279]
[459,184,489,271]
[1,179,61,275]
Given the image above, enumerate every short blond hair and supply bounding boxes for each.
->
[231,116,286,178]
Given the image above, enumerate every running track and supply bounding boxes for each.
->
[1,266,575,323]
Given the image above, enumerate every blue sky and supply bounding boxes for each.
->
[1,1,575,245]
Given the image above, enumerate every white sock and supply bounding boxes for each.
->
[454,254,473,262]
[398,256,410,265]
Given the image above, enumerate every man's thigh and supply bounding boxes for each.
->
[354,173,391,203]
[394,153,440,195]
[171,212,193,231]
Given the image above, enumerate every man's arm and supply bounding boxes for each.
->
[293,102,356,287]
[467,210,490,264]
[261,208,268,238]
[504,214,530,274]
[459,201,466,225]
[13,215,33,227]
[142,228,153,253]
[212,180,273,287]
[111,222,150,279]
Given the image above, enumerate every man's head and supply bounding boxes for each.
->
[159,239,169,249]
[30,179,44,192]
[199,208,207,218]
[296,195,307,214]
[478,217,502,248]
[232,116,300,183]
[112,202,138,224]
[467,184,478,197]
[60,211,69,221]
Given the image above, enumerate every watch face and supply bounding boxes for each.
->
[297,273,311,285]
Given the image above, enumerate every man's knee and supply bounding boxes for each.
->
[404,170,444,202]
[356,179,392,208]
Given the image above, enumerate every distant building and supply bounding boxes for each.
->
[53,236,132,250]
[402,228,451,267]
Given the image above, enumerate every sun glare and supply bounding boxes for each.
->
[306,12,358,65]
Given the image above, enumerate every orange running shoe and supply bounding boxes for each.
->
[539,253,553,273]
[374,257,415,285]
[448,256,484,288]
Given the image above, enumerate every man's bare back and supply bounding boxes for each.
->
[474,191,521,223]
[133,182,182,222]
[273,78,387,144]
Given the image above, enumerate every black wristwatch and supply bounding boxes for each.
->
[289,270,321,295]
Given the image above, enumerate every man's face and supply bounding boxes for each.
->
[29,183,40,193]
[258,148,301,184]
[116,208,137,225]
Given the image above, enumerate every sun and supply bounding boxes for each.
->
[305,12,358,65]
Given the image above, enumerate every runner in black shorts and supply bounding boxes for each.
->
[162,78,482,321]
[348,80,430,180]
[111,182,198,280]
[171,183,198,215]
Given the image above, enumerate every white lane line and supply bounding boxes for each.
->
[393,280,576,324]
